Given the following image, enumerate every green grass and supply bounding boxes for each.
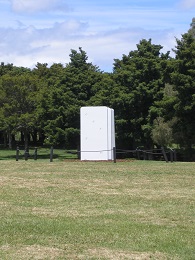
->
[0,160,194,259]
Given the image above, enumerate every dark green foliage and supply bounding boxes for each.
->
[0,72,42,149]
[33,48,103,147]
[112,39,170,149]
[171,33,195,151]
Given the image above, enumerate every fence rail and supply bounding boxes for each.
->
[14,146,177,163]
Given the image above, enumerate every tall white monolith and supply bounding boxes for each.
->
[80,106,115,160]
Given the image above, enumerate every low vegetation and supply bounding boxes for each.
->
[0,160,194,259]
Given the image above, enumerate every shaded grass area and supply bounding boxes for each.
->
[0,160,195,259]
[0,148,77,161]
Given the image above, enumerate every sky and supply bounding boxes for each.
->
[0,0,195,72]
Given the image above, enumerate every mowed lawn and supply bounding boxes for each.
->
[0,160,194,259]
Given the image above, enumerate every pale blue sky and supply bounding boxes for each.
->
[0,0,195,71]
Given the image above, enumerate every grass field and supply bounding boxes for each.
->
[0,160,194,259]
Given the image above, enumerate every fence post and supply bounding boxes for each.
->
[50,146,53,162]
[170,149,173,163]
[136,149,140,160]
[34,147,37,160]
[173,150,177,162]
[16,146,19,161]
[77,145,80,159]
[161,147,168,163]
[113,147,116,163]
[24,148,28,161]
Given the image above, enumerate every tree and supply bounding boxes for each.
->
[171,32,195,152]
[151,117,173,147]
[188,17,195,37]
[112,39,170,149]
[0,72,41,149]
[35,48,103,148]
[0,62,14,76]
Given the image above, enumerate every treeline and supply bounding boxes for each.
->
[0,25,195,160]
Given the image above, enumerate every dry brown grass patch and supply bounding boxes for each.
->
[79,248,171,259]
[1,245,64,260]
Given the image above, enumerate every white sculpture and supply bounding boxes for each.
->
[80,106,115,161]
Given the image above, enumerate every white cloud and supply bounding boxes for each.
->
[0,19,177,71]
[10,0,70,13]
[180,0,195,9]
[0,20,87,57]
[0,0,193,72]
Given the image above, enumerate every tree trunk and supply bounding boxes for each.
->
[3,132,7,148]
[8,131,12,149]
[185,143,193,161]
[24,130,29,151]
[38,131,45,145]
[32,130,37,145]
[21,131,24,144]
